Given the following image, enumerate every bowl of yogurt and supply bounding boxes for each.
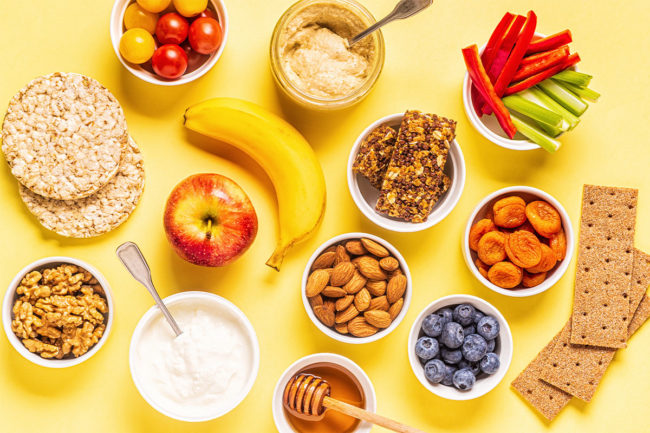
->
[129,291,259,422]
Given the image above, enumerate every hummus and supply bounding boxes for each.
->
[278,3,377,99]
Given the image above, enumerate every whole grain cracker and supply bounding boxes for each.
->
[629,249,650,317]
[19,136,144,238]
[511,326,573,421]
[629,294,650,336]
[2,72,126,200]
[570,185,638,348]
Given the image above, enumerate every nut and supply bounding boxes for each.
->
[305,269,330,297]
[312,251,336,270]
[335,305,359,324]
[348,317,378,337]
[364,310,391,328]
[354,288,371,312]
[361,238,390,257]
[357,256,387,280]
[322,286,347,298]
[330,262,356,286]
[387,274,407,303]
[308,294,323,308]
[389,297,404,320]
[345,240,366,255]
[368,296,389,311]
[335,295,354,311]
[334,322,349,334]
[343,271,366,294]
[314,305,335,327]
[334,245,350,265]
[366,279,386,297]
[379,257,399,272]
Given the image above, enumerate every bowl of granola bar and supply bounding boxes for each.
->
[348,111,465,232]
[2,257,113,368]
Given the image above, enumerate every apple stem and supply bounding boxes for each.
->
[206,218,212,240]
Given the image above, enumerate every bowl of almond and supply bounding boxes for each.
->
[302,233,411,344]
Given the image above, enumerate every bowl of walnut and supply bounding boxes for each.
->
[302,233,411,344]
[2,257,113,368]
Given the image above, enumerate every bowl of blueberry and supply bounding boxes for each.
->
[408,294,513,400]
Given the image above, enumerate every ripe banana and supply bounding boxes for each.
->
[183,97,326,271]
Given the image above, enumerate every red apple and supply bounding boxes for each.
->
[163,174,258,267]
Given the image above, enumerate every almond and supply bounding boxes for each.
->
[322,286,347,298]
[343,271,366,294]
[354,288,371,312]
[323,245,337,254]
[334,245,350,265]
[348,316,378,337]
[357,256,387,280]
[305,269,330,297]
[314,305,335,327]
[366,279,386,297]
[323,299,335,313]
[312,251,336,270]
[308,294,323,308]
[335,295,354,311]
[351,256,363,267]
[345,240,366,255]
[379,256,399,272]
[364,310,392,328]
[390,268,403,278]
[389,297,404,320]
[386,274,407,303]
[334,322,349,334]
[361,238,389,258]
[335,304,359,324]
[330,262,355,286]
[368,295,389,311]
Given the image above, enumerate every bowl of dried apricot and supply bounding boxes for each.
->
[2,257,113,368]
[302,233,411,344]
[463,186,574,297]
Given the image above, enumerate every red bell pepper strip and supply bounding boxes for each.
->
[520,45,569,66]
[504,53,581,96]
[493,10,538,95]
[512,46,569,82]
[525,30,572,55]
[463,44,517,139]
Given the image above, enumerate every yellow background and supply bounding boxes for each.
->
[1,0,649,431]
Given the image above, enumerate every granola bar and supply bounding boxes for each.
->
[375,111,456,223]
[352,125,397,189]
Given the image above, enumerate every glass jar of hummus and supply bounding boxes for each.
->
[270,0,385,110]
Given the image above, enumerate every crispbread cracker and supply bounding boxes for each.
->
[629,249,650,317]
[570,185,638,348]
[19,136,144,238]
[2,72,126,200]
[629,294,650,336]
[511,326,573,421]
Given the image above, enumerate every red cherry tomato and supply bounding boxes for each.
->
[152,44,188,79]
[188,17,222,55]
[155,13,189,45]
[195,9,216,20]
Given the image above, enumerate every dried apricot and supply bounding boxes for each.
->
[477,231,507,265]
[469,219,497,251]
[526,244,557,273]
[526,200,561,237]
[548,229,567,261]
[505,230,542,268]
[488,262,523,289]
[493,196,527,228]
[517,220,537,235]
[475,259,490,279]
[522,271,547,288]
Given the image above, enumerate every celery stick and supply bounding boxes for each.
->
[519,87,577,130]
[511,113,562,153]
[503,94,563,128]
[538,79,588,116]
[555,80,601,102]
[552,70,593,87]
[535,119,563,137]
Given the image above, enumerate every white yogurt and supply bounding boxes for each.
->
[132,295,255,420]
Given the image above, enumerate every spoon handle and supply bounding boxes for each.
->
[116,241,183,336]
[323,396,426,433]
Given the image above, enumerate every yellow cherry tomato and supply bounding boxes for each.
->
[173,0,208,17]
[124,3,159,34]
[119,28,156,64]
[136,0,172,14]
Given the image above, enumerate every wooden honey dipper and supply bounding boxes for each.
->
[283,373,426,433]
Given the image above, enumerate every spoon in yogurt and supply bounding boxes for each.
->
[347,0,434,47]
[116,241,183,337]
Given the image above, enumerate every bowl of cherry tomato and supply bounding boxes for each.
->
[110,0,228,85]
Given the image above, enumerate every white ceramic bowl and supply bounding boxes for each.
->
[129,291,259,422]
[110,0,229,86]
[348,113,465,232]
[2,257,114,368]
[302,233,411,344]
[462,186,575,297]
[272,353,377,433]
[408,294,513,400]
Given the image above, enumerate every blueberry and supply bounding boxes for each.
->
[415,336,439,361]
[472,309,485,324]
[458,360,481,376]
[480,352,500,375]
[477,316,500,340]
[486,338,496,352]
[453,369,476,391]
[435,307,454,325]
[462,334,488,362]
[441,364,457,386]
[440,322,464,349]
[463,325,476,336]
[441,348,463,364]
[421,313,445,337]
[424,359,446,384]
[453,304,476,326]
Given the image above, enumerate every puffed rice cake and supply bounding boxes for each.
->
[19,136,145,238]
[2,72,127,200]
